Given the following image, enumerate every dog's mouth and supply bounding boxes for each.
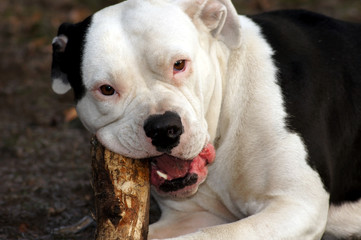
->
[149,143,215,197]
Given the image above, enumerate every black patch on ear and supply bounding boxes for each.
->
[52,16,93,101]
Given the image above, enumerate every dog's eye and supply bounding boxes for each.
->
[173,60,186,72]
[99,85,115,96]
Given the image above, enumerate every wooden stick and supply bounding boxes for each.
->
[91,137,150,240]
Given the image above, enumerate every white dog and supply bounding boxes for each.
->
[51,0,361,239]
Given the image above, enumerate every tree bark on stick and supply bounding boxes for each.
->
[91,137,150,240]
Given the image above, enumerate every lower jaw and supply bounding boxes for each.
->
[151,175,207,199]
[159,173,198,193]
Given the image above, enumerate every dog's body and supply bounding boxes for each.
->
[51,0,361,239]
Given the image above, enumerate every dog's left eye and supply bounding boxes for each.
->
[99,85,115,96]
[173,60,186,72]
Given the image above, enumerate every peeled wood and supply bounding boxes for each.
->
[91,137,150,240]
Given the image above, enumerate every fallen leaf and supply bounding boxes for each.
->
[19,223,28,233]
[64,107,78,123]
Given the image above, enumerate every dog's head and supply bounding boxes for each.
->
[51,0,240,198]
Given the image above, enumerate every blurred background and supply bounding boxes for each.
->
[1,0,360,239]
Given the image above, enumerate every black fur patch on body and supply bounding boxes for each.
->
[250,10,361,204]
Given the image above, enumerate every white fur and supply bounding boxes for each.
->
[71,0,361,239]
[52,77,71,94]
[326,199,361,238]
[80,0,210,160]
[148,13,329,239]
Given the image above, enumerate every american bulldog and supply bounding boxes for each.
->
[51,0,361,239]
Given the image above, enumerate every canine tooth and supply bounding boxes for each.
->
[156,170,168,180]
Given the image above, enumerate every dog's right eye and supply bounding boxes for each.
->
[99,85,115,96]
[174,60,186,72]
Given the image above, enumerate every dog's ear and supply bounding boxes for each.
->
[51,33,71,94]
[51,23,72,94]
[180,0,241,49]
[51,17,91,100]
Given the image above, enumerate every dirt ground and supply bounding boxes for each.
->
[1,0,360,239]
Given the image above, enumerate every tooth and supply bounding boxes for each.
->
[156,170,168,180]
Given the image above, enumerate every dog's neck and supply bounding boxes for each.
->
[203,39,231,144]
[211,15,286,149]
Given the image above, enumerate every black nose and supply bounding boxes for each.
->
[143,111,184,153]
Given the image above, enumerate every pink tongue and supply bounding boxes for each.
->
[154,144,216,179]
[155,155,191,179]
